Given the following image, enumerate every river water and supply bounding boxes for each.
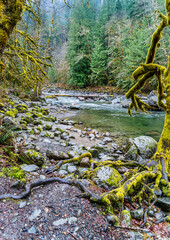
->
[45,91,165,141]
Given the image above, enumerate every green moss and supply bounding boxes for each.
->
[25,149,44,166]
[0,166,26,183]
[5,108,18,118]
[43,124,52,131]
[16,104,28,113]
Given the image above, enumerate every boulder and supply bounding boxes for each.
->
[46,149,69,160]
[125,136,157,161]
[24,149,44,166]
[93,166,122,189]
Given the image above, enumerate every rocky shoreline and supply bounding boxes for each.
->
[0,88,169,240]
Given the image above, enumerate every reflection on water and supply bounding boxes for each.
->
[70,108,165,141]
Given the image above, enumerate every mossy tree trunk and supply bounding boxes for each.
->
[0,0,25,57]
[125,0,170,182]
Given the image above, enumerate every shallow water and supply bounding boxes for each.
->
[44,91,165,141]
[70,107,165,141]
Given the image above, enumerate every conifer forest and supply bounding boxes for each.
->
[0,1,169,239]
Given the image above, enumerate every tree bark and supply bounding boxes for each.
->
[0,0,25,57]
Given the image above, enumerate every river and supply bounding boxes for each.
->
[45,90,165,142]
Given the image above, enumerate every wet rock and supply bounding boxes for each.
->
[100,155,113,162]
[122,210,132,227]
[125,136,157,161]
[156,197,170,212]
[21,164,39,172]
[130,208,144,220]
[29,209,41,221]
[94,166,122,188]
[46,149,69,160]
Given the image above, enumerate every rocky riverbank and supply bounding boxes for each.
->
[0,88,169,240]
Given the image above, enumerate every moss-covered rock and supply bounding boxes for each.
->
[93,166,122,189]
[16,104,28,113]
[43,124,52,131]
[125,136,157,161]
[0,102,5,110]
[24,149,44,166]
[5,108,18,118]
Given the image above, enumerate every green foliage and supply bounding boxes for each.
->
[0,125,14,145]
[67,0,96,87]
[90,38,108,85]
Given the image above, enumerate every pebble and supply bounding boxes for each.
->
[67,165,77,173]
[53,218,68,226]
[68,217,78,225]
[40,175,46,180]
[29,209,41,221]
[28,226,37,234]
[19,201,27,208]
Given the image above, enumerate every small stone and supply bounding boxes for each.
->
[29,209,41,221]
[21,164,39,172]
[155,211,164,221]
[68,217,78,225]
[59,170,68,176]
[80,157,90,167]
[148,209,154,217]
[40,175,46,180]
[107,215,118,225]
[53,218,68,226]
[67,166,77,173]
[103,137,112,143]
[122,210,132,227]
[19,201,27,208]
[130,208,144,221]
[28,226,37,234]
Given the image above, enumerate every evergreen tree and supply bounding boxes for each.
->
[67,0,95,87]
[90,38,108,85]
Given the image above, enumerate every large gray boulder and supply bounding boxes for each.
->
[125,136,157,161]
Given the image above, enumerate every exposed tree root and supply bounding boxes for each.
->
[0,177,102,202]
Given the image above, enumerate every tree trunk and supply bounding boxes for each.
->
[0,0,25,57]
